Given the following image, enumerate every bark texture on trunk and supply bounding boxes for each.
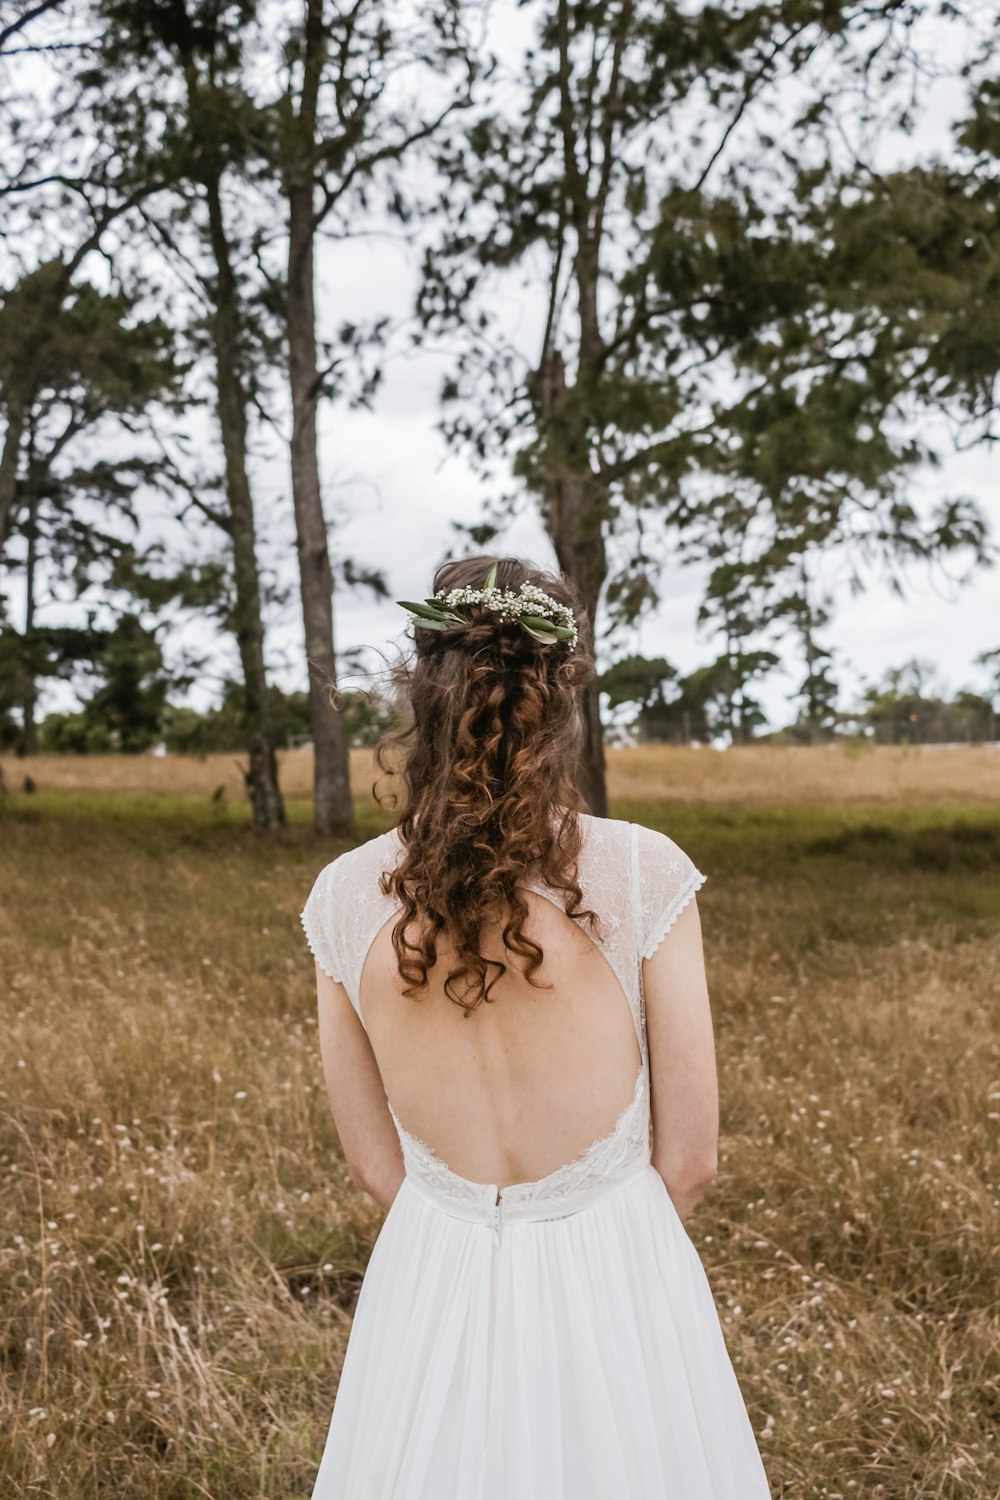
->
[0,393,27,556]
[538,350,609,817]
[284,0,355,836]
[548,478,609,818]
[528,1,634,817]
[287,189,354,835]
[205,174,286,830]
[21,482,38,756]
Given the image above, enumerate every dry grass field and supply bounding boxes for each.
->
[3,739,999,807]
[2,752,999,1498]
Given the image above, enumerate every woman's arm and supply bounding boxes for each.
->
[643,898,720,1222]
[315,965,405,1213]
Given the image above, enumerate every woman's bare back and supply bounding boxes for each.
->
[360,886,643,1189]
[302,813,707,1195]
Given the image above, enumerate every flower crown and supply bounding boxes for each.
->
[397,563,578,648]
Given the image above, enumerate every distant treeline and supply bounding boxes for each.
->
[599,653,1000,747]
[4,643,995,756]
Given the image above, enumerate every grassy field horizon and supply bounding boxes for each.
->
[2,753,998,1497]
[3,740,999,812]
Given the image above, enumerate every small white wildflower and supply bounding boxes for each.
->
[406,575,577,647]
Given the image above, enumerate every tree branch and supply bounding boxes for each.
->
[555,0,588,239]
[692,21,814,194]
[0,0,64,54]
[313,93,470,231]
[593,0,632,247]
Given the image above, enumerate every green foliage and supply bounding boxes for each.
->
[976,647,1000,710]
[37,710,115,755]
[160,685,398,754]
[340,689,401,749]
[34,615,171,754]
[0,272,181,574]
[599,650,778,744]
[0,272,180,416]
[0,264,186,752]
[419,0,996,699]
[601,651,998,746]
[161,684,312,756]
[857,658,997,746]
[600,654,678,713]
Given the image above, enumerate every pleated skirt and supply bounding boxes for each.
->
[312,1162,771,1499]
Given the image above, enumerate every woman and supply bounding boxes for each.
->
[301,554,771,1499]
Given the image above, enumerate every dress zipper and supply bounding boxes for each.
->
[491,1193,503,1247]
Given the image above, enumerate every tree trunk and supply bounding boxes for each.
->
[577,655,608,817]
[284,0,355,836]
[538,1,625,818]
[547,468,609,816]
[803,625,819,743]
[21,477,38,756]
[538,351,609,816]
[0,392,27,556]
[287,187,354,835]
[204,173,285,830]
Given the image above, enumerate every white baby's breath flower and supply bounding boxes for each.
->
[400,569,578,648]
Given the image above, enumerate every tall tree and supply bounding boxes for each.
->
[0,275,179,751]
[266,0,472,834]
[1,0,288,823]
[69,612,173,753]
[0,1,171,565]
[0,260,157,573]
[977,648,1000,725]
[88,0,288,827]
[779,566,839,742]
[418,1,995,813]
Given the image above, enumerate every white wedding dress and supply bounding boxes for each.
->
[301,815,771,1499]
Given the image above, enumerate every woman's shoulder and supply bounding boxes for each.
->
[628,818,694,863]
[317,824,400,874]
[628,820,707,959]
[576,810,703,890]
[574,809,632,844]
[300,828,402,983]
[575,810,686,859]
[303,827,401,909]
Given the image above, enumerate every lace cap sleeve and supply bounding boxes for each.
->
[631,822,707,961]
[300,860,345,983]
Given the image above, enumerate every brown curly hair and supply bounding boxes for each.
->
[373,554,600,1016]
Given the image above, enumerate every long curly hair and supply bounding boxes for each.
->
[373,554,600,1016]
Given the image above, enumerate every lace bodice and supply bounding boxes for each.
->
[301,814,705,1223]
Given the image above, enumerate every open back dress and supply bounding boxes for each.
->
[301,813,770,1499]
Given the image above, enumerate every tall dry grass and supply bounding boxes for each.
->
[1,816,379,1498]
[1,793,998,1497]
[2,740,999,806]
